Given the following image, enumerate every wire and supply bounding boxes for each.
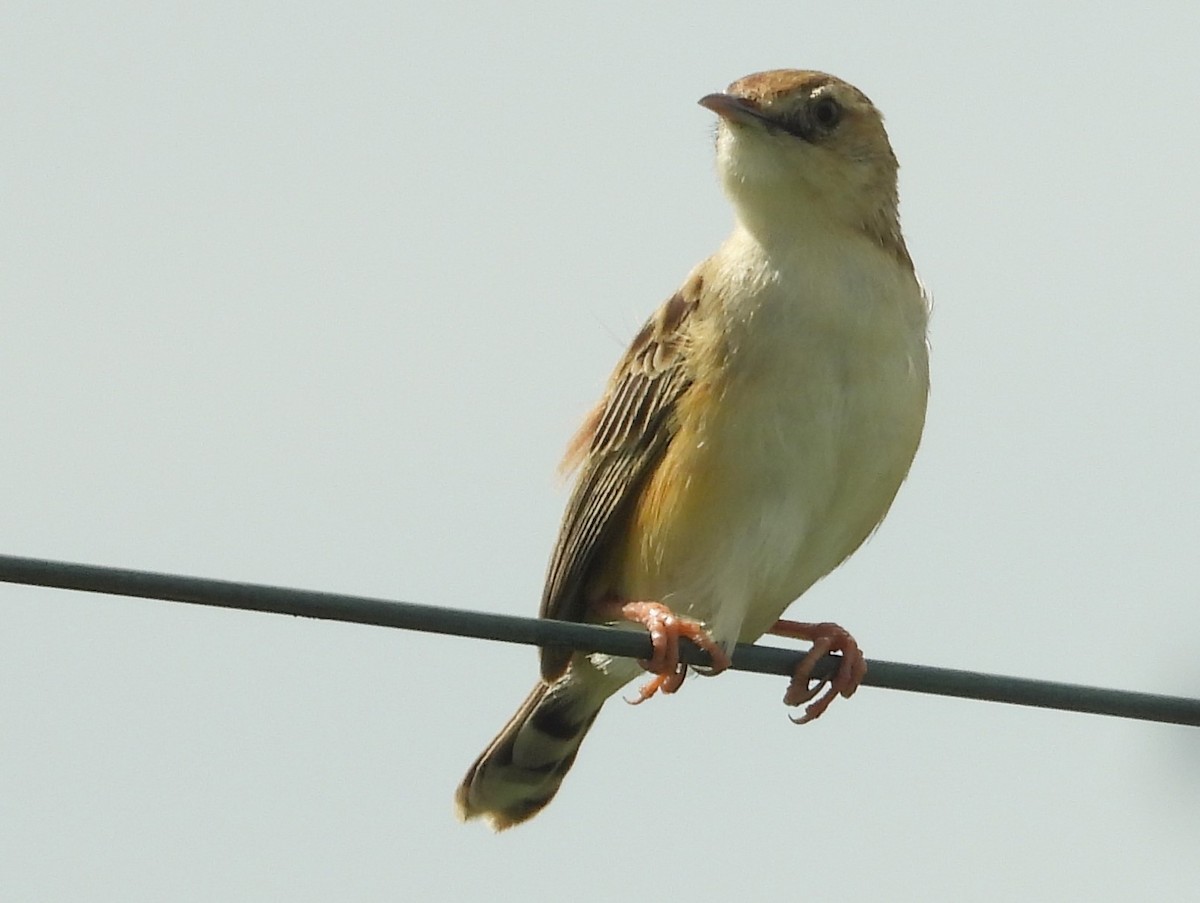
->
[2,552,1197,727]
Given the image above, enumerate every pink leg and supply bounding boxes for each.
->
[594,600,732,704]
[768,620,867,725]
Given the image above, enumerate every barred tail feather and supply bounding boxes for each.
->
[455,678,605,830]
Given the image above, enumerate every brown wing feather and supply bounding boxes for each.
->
[539,282,703,681]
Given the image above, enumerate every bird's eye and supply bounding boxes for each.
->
[811,96,842,131]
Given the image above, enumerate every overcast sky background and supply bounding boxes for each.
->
[4,3,1200,900]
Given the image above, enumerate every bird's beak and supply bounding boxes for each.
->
[698,93,773,128]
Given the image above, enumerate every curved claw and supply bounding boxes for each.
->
[769,620,867,725]
[624,666,687,705]
[599,600,732,704]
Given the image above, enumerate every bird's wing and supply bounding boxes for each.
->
[538,275,706,681]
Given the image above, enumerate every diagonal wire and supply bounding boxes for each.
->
[1,553,1197,727]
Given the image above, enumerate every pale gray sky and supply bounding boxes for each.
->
[3,3,1199,901]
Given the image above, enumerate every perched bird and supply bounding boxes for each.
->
[456,69,930,830]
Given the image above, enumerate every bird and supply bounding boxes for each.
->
[455,69,930,830]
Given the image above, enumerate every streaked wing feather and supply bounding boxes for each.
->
[538,286,702,681]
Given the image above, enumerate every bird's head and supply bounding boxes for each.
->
[701,70,904,258]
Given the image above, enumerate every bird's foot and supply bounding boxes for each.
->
[596,600,731,704]
[768,620,867,725]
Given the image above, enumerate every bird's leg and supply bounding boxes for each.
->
[767,620,867,725]
[594,600,731,704]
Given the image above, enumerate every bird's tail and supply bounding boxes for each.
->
[455,676,607,830]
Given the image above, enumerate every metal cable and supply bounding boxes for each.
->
[1,553,1196,726]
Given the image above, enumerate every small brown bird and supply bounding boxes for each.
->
[456,69,929,830]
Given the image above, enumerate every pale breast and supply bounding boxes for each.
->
[618,231,929,649]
